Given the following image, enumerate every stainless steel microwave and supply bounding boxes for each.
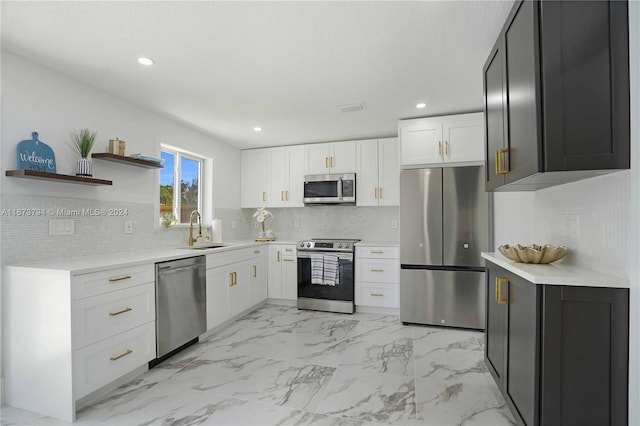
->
[303,173,356,205]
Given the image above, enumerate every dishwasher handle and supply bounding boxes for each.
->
[157,264,203,275]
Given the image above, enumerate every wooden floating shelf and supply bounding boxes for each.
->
[92,153,164,169]
[5,170,113,186]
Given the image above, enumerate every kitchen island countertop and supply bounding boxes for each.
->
[482,252,629,288]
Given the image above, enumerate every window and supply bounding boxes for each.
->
[160,147,203,224]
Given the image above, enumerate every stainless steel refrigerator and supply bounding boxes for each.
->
[400,166,488,329]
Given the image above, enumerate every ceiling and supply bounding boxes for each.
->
[1,1,514,150]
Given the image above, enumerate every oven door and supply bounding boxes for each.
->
[297,251,354,301]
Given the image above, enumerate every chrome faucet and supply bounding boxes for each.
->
[188,210,203,246]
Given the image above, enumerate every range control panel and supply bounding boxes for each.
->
[296,239,360,252]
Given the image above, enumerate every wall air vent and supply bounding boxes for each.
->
[337,102,366,113]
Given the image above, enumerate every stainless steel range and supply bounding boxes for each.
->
[297,238,360,314]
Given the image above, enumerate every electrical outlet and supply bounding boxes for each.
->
[231,220,238,230]
[557,212,567,238]
[49,219,74,236]
[294,218,301,228]
[391,219,398,229]
[124,220,133,234]
[569,214,580,239]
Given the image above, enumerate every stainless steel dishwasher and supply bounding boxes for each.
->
[154,255,206,363]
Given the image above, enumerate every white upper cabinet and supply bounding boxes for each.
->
[268,146,304,208]
[356,138,399,206]
[305,141,356,174]
[399,112,484,168]
[241,149,268,208]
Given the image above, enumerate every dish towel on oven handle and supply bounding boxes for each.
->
[322,254,339,286]
[311,254,325,285]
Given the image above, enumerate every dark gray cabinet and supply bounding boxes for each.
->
[485,261,629,425]
[483,0,630,192]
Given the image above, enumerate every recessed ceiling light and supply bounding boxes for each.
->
[416,102,427,109]
[138,57,154,66]
[253,127,262,132]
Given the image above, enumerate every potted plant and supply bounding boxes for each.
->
[160,213,177,228]
[68,128,97,177]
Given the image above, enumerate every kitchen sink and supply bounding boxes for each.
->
[187,244,227,250]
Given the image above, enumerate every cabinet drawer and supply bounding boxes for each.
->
[207,247,259,269]
[73,321,155,398]
[357,284,399,308]
[356,246,399,259]
[356,259,398,283]
[73,264,154,299]
[73,283,155,349]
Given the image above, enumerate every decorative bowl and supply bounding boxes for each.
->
[498,244,568,264]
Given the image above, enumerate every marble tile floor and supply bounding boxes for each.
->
[1,304,515,426]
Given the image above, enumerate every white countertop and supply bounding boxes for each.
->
[6,240,268,274]
[481,252,629,288]
[355,241,399,247]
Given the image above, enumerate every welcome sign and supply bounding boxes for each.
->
[16,132,56,173]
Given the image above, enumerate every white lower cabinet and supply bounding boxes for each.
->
[355,245,400,309]
[268,244,297,300]
[3,262,156,422]
[73,321,156,398]
[206,246,268,330]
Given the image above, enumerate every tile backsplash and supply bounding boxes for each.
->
[0,195,399,265]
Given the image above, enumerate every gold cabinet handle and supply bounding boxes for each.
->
[109,307,132,317]
[285,248,293,252]
[229,272,234,286]
[370,250,384,254]
[262,191,266,202]
[438,141,442,155]
[496,276,508,304]
[286,190,289,201]
[281,191,284,201]
[277,251,280,262]
[374,187,378,199]
[496,148,509,175]
[325,157,329,168]
[234,272,237,286]
[283,259,294,262]
[445,141,449,155]
[331,156,335,168]
[108,275,132,283]
[252,265,257,278]
[110,349,133,361]
[371,269,384,272]
[370,292,384,297]
[254,250,261,254]
[379,187,383,199]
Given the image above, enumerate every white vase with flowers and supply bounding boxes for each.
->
[253,208,275,240]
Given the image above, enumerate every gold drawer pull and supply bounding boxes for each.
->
[370,250,384,254]
[370,292,384,297]
[109,307,132,317]
[108,275,132,283]
[110,349,133,361]
[371,269,384,272]
[283,259,294,262]
[229,272,235,286]
[254,250,261,254]
[496,148,509,175]
[496,276,508,304]
[285,248,293,252]
[252,265,257,277]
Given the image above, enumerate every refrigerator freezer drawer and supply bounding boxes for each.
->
[400,269,485,329]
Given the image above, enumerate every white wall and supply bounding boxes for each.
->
[492,7,639,421]
[1,50,240,208]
